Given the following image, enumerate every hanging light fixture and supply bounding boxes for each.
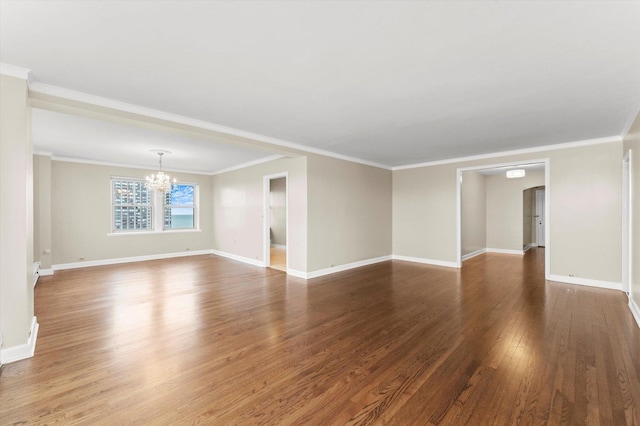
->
[145,150,176,192]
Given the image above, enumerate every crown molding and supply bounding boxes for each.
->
[48,155,214,176]
[621,107,640,138]
[28,82,391,170]
[0,63,31,80]
[393,135,623,171]
[210,155,285,175]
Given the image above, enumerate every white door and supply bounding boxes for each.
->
[535,189,545,247]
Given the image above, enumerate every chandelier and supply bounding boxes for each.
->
[145,151,176,192]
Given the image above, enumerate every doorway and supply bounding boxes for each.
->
[263,173,288,272]
[457,158,550,280]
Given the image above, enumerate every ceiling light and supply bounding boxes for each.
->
[145,151,176,192]
[506,169,526,178]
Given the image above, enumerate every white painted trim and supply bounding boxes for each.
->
[394,136,621,171]
[107,229,202,237]
[462,248,486,261]
[29,82,391,171]
[1,317,39,364]
[211,155,285,175]
[392,255,459,269]
[622,150,632,294]
[50,155,213,176]
[629,296,640,329]
[306,256,392,279]
[38,269,54,276]
[263,172,289,270]
[486,248,525,255]
[33,262,40,287]
[270,244,286,249]
[621,108,640,138]
[286,269,308,279]
[52,249,212,271]
[547,274,622,291]
[210,249,265,268]
[523,244,533,252]
[0,63,31,80]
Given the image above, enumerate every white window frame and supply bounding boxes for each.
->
[108,177,201,236]
[111,178,154,233]
[162,182,199,231]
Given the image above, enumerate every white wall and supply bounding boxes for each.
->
[48,159,213,265]
[34,155,52,269]
[0,74,34,353]
[212,156,307,272]
[485,169,544,252]
[393,141,622,284]
[461,170,486,256]
[307,154,392,272]
[269,177,287,246]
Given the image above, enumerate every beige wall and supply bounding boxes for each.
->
[269,177,287,246]
[34,155,52,269]
[212,156,307,272]
[623,110,640,314]
[0,75,34,350]
[486,169,544,252]
[49,160,213,265]
[306,155,392,272]
[461,170,486,256]
[393,141,622,283]
[393,164,458,262]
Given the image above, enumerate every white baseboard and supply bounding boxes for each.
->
[629,296,640,329]
[392,255,459,268]
[210,249,265,268]
[33,262,40,287]
[523,244,533,252]
[303,255,392,279]
[52,249,213,271]
[486,248,525,255]
[1,316,39,364]
[270,244,286,249]
[547,274,622,291]
[462,248,486,261]
[38,268,54,276]
[286,268,308,279]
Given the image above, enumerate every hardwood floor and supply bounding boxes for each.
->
[270,246,287,272]
[2,248,639,425]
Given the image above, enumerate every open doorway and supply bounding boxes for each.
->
[263,173,288,272]
[457,159,550,279]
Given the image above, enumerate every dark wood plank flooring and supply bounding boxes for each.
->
[1,248,639,425]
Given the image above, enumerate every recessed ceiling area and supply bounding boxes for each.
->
[2,1,639,169]
[475,163,545,177]
[32,108,277,174]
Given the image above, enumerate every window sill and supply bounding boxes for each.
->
[107,229,202,237]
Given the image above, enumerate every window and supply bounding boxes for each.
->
[111,178,199,233]
[112,179,153,231]
[163,184,196,229]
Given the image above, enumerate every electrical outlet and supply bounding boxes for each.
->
[78,257,85,261]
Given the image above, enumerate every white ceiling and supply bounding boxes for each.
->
[1,1,639,171]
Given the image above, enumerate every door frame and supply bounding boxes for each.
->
[263,172,289,269]
[622,150,633,294]
[456,158,550,280]
[535,188,545,247]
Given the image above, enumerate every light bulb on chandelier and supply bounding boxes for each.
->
[146,150,176,192]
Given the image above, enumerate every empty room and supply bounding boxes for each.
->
[1,1,640,424]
